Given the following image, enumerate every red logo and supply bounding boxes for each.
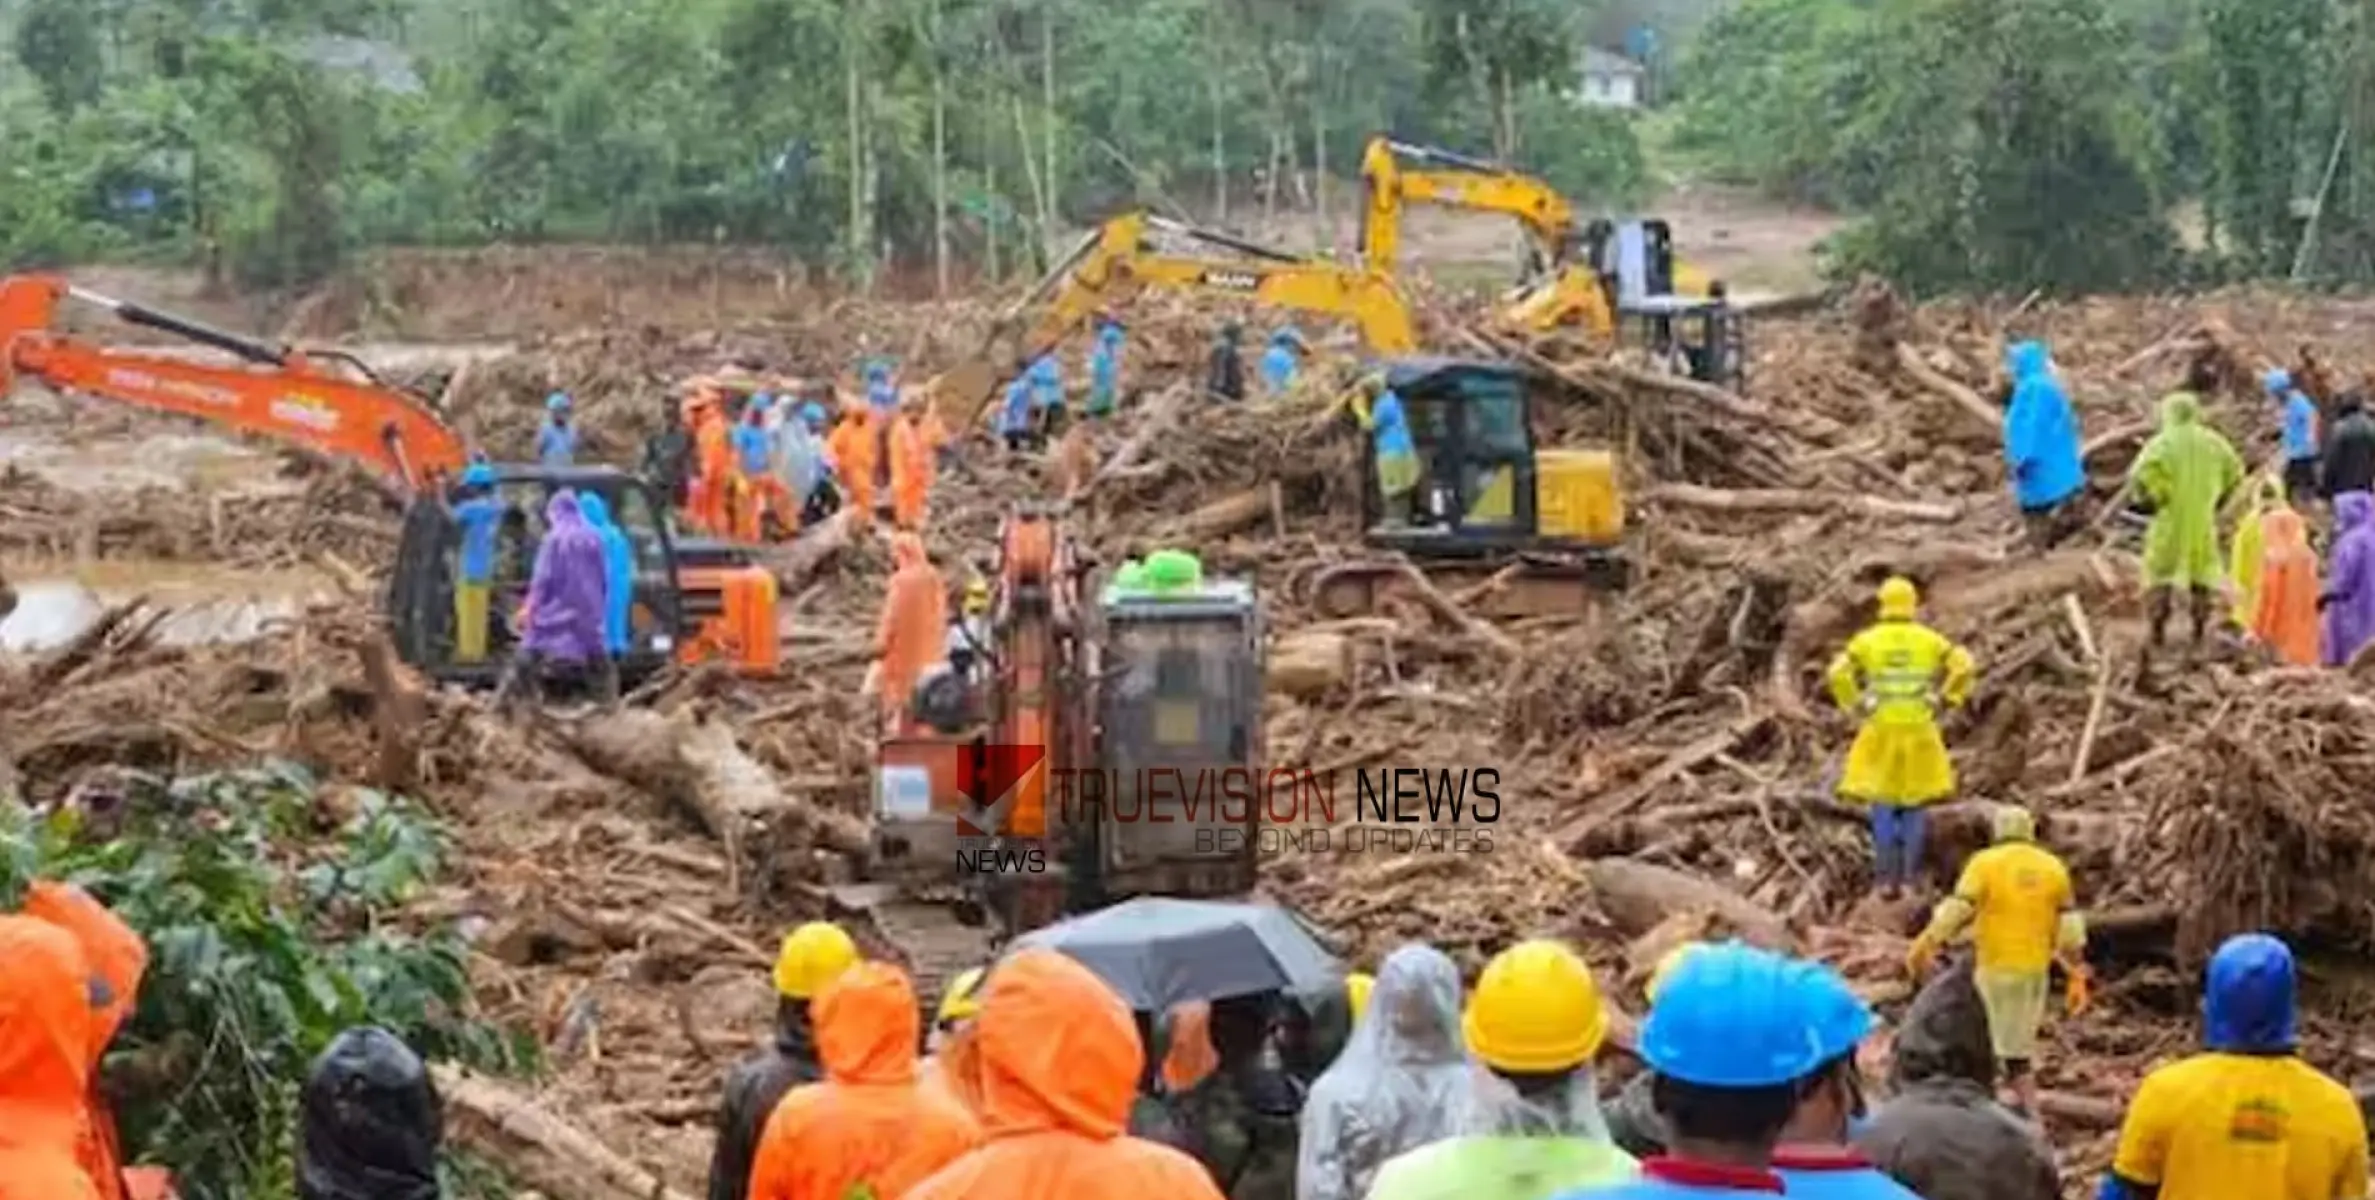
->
[955,743,1047,837]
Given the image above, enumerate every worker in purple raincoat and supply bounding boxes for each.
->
[497,490,619,714]
[2322,491,2375,666]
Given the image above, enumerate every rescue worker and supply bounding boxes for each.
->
[1771,958,1923,1199]
[449,463,504,664]
[825,400,879,526]
[2003,340,2084,549]
[692,388,736,535]
[640,398,694,511]
[1606,943,1705,1158]
[497,490,617,715]
[2322,391,2375,500]
[946,574,992,686]
[707,922,861,1200]
[771,395,825,531]
[2131,374,2244,652]
[577,493,635,659]
[1278,986,1354,1089]
[0,916,108,1200]
[1209,323,1247,402]
[297,1026,442,1200]
[1028,354,1065,440]
[1578,942,1832,1200]
[1365,939,1636,1200]
[870,534,948,725]
[2253,504,2321,666]
[1854,957,2059,1200]
[865,359,899,416]
[2228,473,2288,629]
[1294,943,1467,1200]
[733,394,785,540]
[1356,383,1421,526]
[2098,933,2367,1200]
[921,967,987,1116]
[1345,972,1374,1025]
[747,962,983,1200]
[2271,368,2322,506]
[538,392,578,467]
[1160,994,1304,1197]
[902,948,1227,1200]
[22,880,147,1200]
[1261,328,1303,396]
[1000,372,1036,453]
[2323,491,2375,666]
[1826,576,1977,899]
[888,397,935,532]
[1088,317,1126,419]
[1908,806,2088,1120]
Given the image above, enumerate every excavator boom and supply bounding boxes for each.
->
[1359,136,1577,277]
[0,274,466,492]
[936,212,1417,420]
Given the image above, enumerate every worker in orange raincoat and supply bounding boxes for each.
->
[689,389,735,535]
[903,948,1227,1200]
[871,534,947,724]
[0,915,107,1200]
[748,962,982,1200]
[23,881,148,1200]
[2253,507,2321,665]
[888,398,935,532]
[827,400,880,528]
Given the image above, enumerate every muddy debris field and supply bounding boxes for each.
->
[9,276,2375,1197]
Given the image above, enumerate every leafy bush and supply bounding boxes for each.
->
[0,763,537,1200]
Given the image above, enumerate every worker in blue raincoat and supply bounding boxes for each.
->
[1088,319,1125,418]
[999,373,1035,453]
[2003,341,2084,549]
[1261,328,1303,396]
[1355,383,1421,525]
[2267,369,2322,505]
[497,490,616,714]
[1028,354,1065,440]
[538,393,578,467]
[865,360,898,415]
[577,492,635,658]
[732,394,784,540]
[449,463,505,663]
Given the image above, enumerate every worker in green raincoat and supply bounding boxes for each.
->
[2129,364,2245,650]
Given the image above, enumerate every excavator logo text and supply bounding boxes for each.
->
[1198,270,1261,291]
[954,742,1048,838]
[270,394,342,434]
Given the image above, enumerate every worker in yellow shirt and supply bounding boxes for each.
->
[2098,933,2368,1200]
[1908,805,2086,1120]
[1827,576,1977,900]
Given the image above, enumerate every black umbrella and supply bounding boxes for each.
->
[1010,896,1344,1011]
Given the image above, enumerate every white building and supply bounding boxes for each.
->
[1576,46,1645,110]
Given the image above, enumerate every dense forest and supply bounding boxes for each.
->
[2,0,2372,295]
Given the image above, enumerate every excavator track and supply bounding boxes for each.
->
[828,881,998,1021]
[1303,553,1627,621]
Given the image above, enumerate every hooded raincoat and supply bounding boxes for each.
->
[1000,377,1034,438]
[867,362,899,414]
[889,414,933,531]
[1261,331,1300,395]
[2002,341,2083,511]
[2253,508,2320,666]
[22,882,146,1200]
[1365,389,1420,501]
[921,1020,986,1118]
[749,963,983,1200]
[827,409,880,520]
[1295,945,1468,1200]
[773,415,824,511]
[1089,324,1125,415]
[694,402,735,532]
[2227,475,2287,626]
[1029,356,1064,416]
[875,535,949,719]
[1365,1063,1635,1200]
[2131,392,2244,590]
[709,1008,824,1200]
[296,1027,442,1200]
[521,491,610,663]
[2107,935,2366,1200]
[2324,492,2375,665]
[1826,597,1976,806]
[903,948,1226,1200]
[1854,958,2058,1200]
[577,493,635,656]
[0,916,104,1200]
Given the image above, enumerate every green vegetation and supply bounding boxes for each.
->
[0,763,534,1200]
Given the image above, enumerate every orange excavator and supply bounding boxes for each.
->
[838,508,1266,1000]
[0,274,780,682]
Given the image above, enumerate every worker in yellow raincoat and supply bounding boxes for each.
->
[2227,472,2288,628]
[1908,806,2087,1121]
[1827,576,1976,901]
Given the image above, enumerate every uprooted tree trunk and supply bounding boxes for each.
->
[432,1065,699,1200]
[1583,856,1793,951]
[564,708,870,869]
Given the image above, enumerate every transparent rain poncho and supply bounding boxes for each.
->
[1295,943,1471,1200]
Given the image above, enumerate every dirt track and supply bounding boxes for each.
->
[17,216,2375,1195]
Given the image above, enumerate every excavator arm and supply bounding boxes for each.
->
[934,212,1418,420]
[0,274,467,494]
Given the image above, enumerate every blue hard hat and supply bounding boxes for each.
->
[546,391,572,412]
[2264,368,2293,396]
[1790,957,1874,1064]
[750,391,775,412]
[2205,932,2296,1053]
[1638,942,1829,1087]
[460,463,496,489]
[865,359,892,379]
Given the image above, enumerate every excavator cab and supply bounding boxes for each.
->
[1581,218,1747,391]
[389,464,779,686]
[1084,559,1264,902]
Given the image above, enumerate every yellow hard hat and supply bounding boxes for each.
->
[1346,972,1375,1022]
[938,967,986,1024]
[772,922,860,1000]
[963,576,991,613]
[1462,939,1608,1074]
[1993,805,2036,843]
[1647,942,1709,1002]
[1876,576,1919,620]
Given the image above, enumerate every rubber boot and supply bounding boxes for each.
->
[2190,586,2216,647]
[2146,586,2174,649]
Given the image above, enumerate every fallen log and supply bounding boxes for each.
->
[431,1064,698,1200]
[1584,857,1793,950]
[562,709,869,864]
[1555,712,1774,843]
[1642,483,1961,525]
[1267,631,1350,699]
[764,507,857,590]
[1894,343,2001,433]
[357,631,427,793]
[1163,485,1275,541]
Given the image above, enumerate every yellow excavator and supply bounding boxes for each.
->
[1358,135,1745,390]
[930,210,1633,618]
